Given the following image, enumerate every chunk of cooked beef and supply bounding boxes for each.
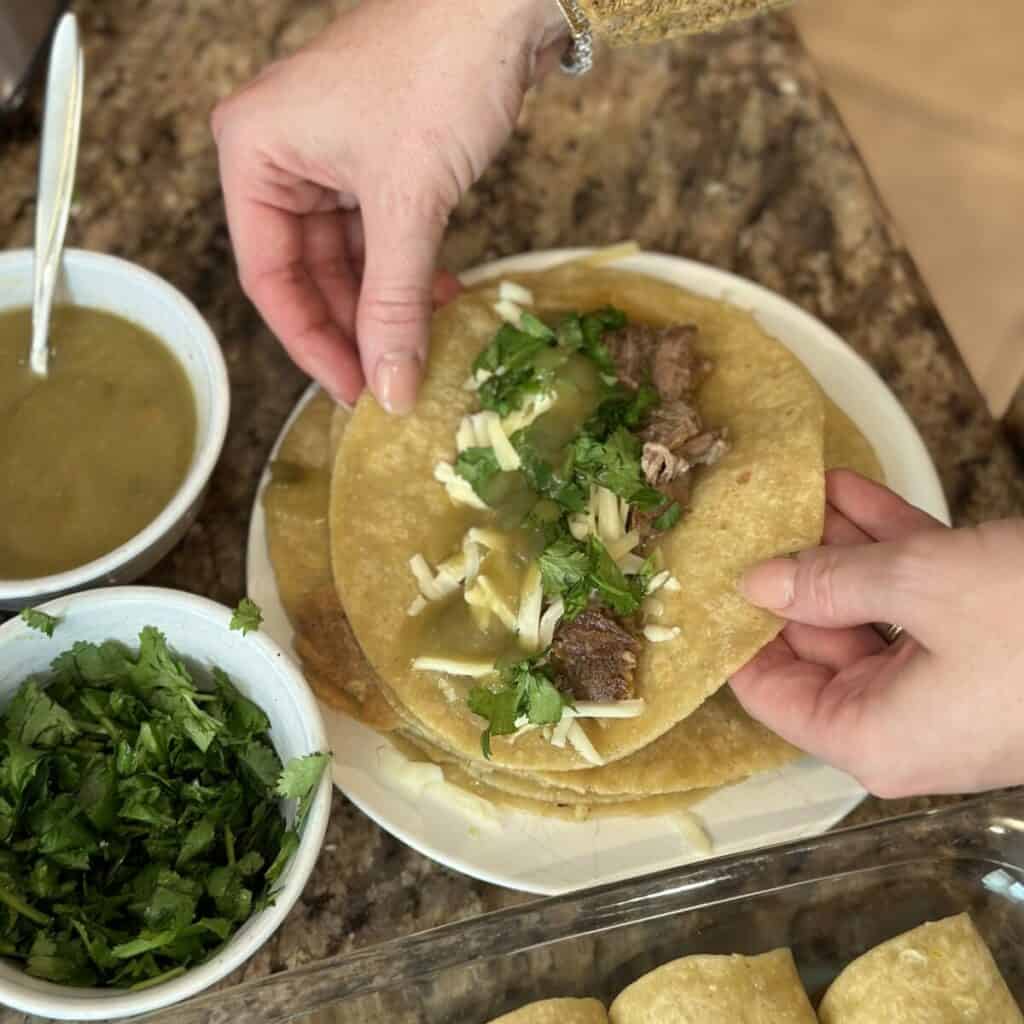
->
[549,607,640,703]
[606,323,707,401]
[641,427,729,488]
[641,399,703,450]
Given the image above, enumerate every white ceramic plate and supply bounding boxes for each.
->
[246,249,949,896]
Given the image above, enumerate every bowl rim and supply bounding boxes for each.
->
[0,249,231,602]
[0,585,331,1019]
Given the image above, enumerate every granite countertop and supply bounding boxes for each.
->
[2,1,1023,1020]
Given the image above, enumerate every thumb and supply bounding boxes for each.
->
[740,537,940,645]
[356,196,449,414]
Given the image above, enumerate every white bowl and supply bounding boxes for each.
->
[0,249,230,610]
[0,587,331,1020]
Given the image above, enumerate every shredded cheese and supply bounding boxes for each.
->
[569,699,646,719]
[493,299,523,324]
[606,530,640,562]
[470,412,491,447]
[647,569,671,594]
[538,598,565,650]
[644,625,681,643]
[499,280,534,305]
[467,527,509,551]
[484,412,521,471]
[437,552,468,584]
[462,537,481,586]
[434,461,488,510]
[550,710,574,748]
[456,417,477,452]
[409,554,443,600]
[643,597,664,619]
[618,554,646,576]
[516,564,544,652]
[502,391,555,435]
[596,486,623,544]
[407,595,428,617]
[463,368,494,391]
[566,721,606,766]
[663,575,682,592]
[673,811,713,855]
[464,576,518,632]
[569,515,592,541]
[412,657,496,678]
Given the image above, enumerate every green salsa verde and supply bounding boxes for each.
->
[0,305,197,579]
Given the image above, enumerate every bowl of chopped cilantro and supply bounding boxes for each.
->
[0,587,331,1020]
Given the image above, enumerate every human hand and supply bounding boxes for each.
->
[212,0,567,410]
[731,470,1024,798]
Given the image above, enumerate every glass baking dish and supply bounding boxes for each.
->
[132,792,1024,1023]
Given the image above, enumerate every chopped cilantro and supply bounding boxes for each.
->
[229,598,263,636]
[569,428,664,510]
[454,446,503,501]
[0,626,328,988]
[472,307,627,417]
[512,430,587,513]
[19,608,59,637]
[535,532,648,621]
[587,536,648,615]
[538,536,590,598]
[468,660,572,759]
[555,308,624,378]
[653,502,683,531]
[518,312,555,340]
[583,383,660,440]
[275,752,330,830]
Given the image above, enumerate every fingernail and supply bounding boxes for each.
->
[374,351,421,415]
[740,558,797,610]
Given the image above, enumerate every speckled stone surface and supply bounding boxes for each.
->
[1007,384,1024,465]
[1,2,1023,1021]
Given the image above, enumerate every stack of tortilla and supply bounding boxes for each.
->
[263,255,884,821]
[480,915,1022,1022]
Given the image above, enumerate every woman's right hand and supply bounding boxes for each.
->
[731,470,1024,798]
[211,0,567,411]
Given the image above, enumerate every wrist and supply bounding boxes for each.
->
[508,0,573,47]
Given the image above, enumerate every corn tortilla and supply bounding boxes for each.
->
[818,914,1023,1023]
[263,339,883,805]
[330,264,826,769]
[609,948,817,1023]
[488,999,608,1024]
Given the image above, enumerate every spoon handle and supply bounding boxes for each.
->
[29,13,84,378]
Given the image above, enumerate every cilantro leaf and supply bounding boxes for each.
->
[653,502,682,531]
[584,383,660,440]
[512,430,586,513]
[468,661,571,758]
[569,428,663,510]
[3,680,78,749]
[229,598,263,636]
[538,537,590,598]
[519,312,554,339]
[20,608,59,637]
[454,446,502,500]
[467,685,520,753]
[587,536,644,615]
[240,740,282,790]
[275,752,329,830]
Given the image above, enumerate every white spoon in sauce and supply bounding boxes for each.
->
[29,12,84,378]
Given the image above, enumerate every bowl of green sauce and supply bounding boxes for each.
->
[0,586,331,1019]
[0,249,230,609]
